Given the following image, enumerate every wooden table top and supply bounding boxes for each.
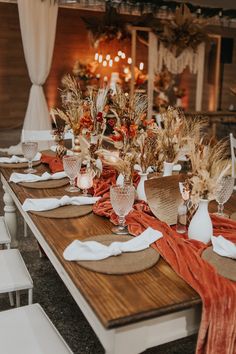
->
[1,164,235,329]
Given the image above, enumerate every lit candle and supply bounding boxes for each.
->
[109,59,113,67]
[114,56,119,62]
[106,54,111,61]
[94,53,99,61]
[103,76,108,82]
[127,57,132,64]
[103,60,107,67]
[98,55,103,63]
[139,62,144,70]
[77,172,93,189]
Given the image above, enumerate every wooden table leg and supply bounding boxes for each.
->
[3,185,18,247]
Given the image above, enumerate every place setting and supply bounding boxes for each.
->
[0,141,41,169]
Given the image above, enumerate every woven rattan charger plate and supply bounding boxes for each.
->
[19,178,69,189]
[202,246,236,281]
[77,234,160,275]
[0,160,41,169]
[29,204,93,219]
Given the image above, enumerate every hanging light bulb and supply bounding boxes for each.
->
[103,60,107,67]
[106,54,111,61]
[114,56,120,62]
[121,53,126,59]
[118,50,122,56]
[98,55,103,63]
[139,62,144,70]
[94,53,99,61]
[124,67,129,74]
[109,59,113,67]
[127,57,132,64]
[103,76,108,82]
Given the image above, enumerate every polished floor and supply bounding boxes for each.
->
[0,129,197,353]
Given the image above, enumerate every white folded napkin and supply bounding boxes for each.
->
[211,235,236,259]
[9,171,67,184]
[22,195,100,212]
[63,227,163,261]
[0,152,41,164]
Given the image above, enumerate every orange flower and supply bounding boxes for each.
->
[129,124,138,138]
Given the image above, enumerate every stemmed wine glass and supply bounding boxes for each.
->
[110,185,135,235]
[214,176,235,217]
[21,141,38,173]
[63,155,81,193]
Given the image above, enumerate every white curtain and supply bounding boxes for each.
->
[18,0,58,130]
[5,0,58,154]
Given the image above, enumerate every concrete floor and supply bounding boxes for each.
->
[0,129,197,353]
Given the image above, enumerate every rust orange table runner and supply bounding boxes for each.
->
[93,196,236,354]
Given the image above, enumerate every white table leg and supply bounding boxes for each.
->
[3,185,18,247]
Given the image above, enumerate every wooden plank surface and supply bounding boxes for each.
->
[1,164,235,329]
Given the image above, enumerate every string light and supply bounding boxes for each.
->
[121,53,126,59]
[124,67,129,74]
[102,60,107,67]
[127,57,132,64]
[114,56,120,62]
[98,55,103,63]
[139,62,144,70]
[118,50,122,56]
[106,54,111,61]
[109,59,113,67]
[94,53,99,60]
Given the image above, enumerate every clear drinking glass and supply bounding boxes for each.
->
[21,141,38,173]
[63,155,81,193]
[110,185,135,235]
[214,176,235,217]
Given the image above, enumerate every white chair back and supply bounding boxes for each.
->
[230,133,236,178]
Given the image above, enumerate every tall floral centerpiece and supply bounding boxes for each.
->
[97,88,155,186]
[51,74,108,155]
[185,138,231,243]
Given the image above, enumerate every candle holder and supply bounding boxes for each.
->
[77,170,94,196]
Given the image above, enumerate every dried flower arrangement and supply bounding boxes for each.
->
[156,107,186,163]
[184,138,231,204]
[157,4,207,57]
[51,74,108,139]
[72,60,98,82]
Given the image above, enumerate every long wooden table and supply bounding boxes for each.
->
[1,164,235,354]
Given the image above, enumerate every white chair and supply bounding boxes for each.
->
[0,216,11,249]
[0,303,73,354]
[230,133,236,190]
[0,249,33,307]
